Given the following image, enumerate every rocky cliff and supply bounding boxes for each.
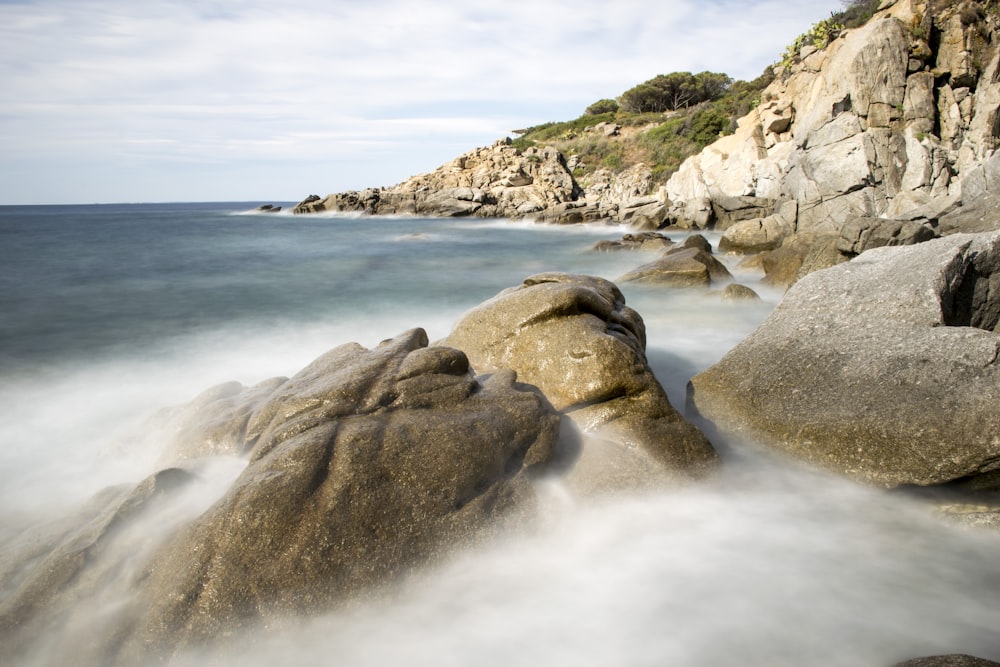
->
[667,0,1000,255]
[294,0,1000,282]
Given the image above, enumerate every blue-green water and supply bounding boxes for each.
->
[2,203,999,667]
[0,203,642,374]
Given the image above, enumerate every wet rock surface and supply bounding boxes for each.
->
[0,329,561,665]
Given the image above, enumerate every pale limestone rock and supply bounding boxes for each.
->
[660,2,1000,243]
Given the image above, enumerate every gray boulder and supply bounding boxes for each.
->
[939,195,1000,236]
[443,273,718,483]
[689,232,1000,488]
[837,217,938,256]
[678,233,712,252]
[0,468,198,665]
[719,214,794,253]
[1,329,561,665]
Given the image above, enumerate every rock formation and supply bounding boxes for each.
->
[294,140,583,222]
[291,136,673,225]
[619,244,733,287]
[442,273,718,487]
[688,231,1000,489]
[0,330,562,665]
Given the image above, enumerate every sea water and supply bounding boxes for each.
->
[1,203,998,666]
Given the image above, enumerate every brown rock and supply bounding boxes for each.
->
[443,273,717,482]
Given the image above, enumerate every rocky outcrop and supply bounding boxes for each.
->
[442,273,718,485]
[293,140,591,221]
[688,231,1000,489]
[665,0,1000,282]
[154,377,287,462]
[292,135,675,225]
[0,330,562,665]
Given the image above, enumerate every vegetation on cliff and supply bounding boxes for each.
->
[509,0,888,188]
[511,69,771,185]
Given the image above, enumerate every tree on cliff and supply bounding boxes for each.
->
[618,71,733,113]
[585,98,620,115]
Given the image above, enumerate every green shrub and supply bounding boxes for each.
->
[836,0,882,29]
[585,98,620,115]
[618,71,733,113]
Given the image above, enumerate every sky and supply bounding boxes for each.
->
[0,0,839,205]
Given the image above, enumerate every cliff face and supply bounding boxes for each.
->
[667,0,1000,233]
[296,0,1000,244]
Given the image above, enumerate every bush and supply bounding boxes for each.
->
[618,71,733,113]
[836,0,882,29]
[585,99,620,115]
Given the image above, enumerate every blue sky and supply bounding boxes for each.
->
[0,0,837,204]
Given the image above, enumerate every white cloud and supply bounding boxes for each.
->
[0,0,836,203]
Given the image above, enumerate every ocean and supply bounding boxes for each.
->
[1,202,999,666]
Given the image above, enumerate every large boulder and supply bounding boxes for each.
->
[442,273,718,483]
[689,232,1000,489]
[0,329,561,665]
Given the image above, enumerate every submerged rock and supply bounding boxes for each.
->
[720,283,761,301]
[689,232,1000,489]
[0,329,561,665]
[443,273,717,485]
[591,232,674,252]
[619,246,732,287]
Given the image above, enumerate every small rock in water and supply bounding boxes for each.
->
[720,283,761,301]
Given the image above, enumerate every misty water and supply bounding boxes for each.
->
[1,203,999,666]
